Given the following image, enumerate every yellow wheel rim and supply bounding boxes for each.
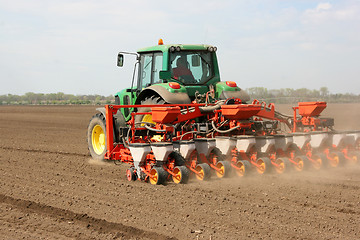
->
[330,155,339,167]
[92,124,105,155]
[295,158,304,172]
[149,169,158,185]
[275,160,285,174]
[257,160,265,174]
[235,162,245,177]
[173,168,182,184]
[195,166,205,181]
[216,162,225,178]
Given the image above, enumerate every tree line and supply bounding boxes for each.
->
[246,87,360,103]
[0,92,113,105]
[0,87,359,105]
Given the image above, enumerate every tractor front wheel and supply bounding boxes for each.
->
[87,113,107,161]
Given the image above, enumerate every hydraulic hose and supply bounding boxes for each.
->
[211,121,241,133]
[198,100,225,113]
[144,124,167,132]
[180,131,199,141]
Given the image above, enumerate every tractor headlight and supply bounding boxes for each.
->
[176,46,181,52]
[170,46,176,52]
[208,47,214,52]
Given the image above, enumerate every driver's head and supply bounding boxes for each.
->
[176,57,187,68]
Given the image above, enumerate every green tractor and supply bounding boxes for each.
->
[115,40,249,122]
[87,39,250,161]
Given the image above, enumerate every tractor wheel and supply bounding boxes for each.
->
[293,155,309,171]
[235,160,252,177]
[195,163,211,181]
[311,153,327,170]
[256,157,272,174]
[215,161,231,178]
[126,168,137,181]
[87,113,107,161]
[275,157,292,174]
[172,166,190,184]
[135,96,165,125]
[328,151,345,167]
[149,167,167,185]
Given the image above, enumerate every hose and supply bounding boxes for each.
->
[198,100,226,113]
[144,124,167,132]
[211,121,241,133]
[180,131,199,141]
[125,127,132,146]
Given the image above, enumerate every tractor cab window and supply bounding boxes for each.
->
[138,52,163,90]
[170,51,214,85]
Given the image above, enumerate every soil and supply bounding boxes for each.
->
[0,104,359,240]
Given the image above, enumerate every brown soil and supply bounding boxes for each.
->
[0,104,359,240]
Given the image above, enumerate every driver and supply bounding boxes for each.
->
[172,57,195,81]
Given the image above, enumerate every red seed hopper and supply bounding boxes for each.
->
[298,102,327,117]
[221,104,261,120]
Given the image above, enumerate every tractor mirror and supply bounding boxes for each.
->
[192,55,200,67]
[117,53,124,67]
[159,70,172,80]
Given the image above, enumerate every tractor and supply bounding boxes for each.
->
[88,39,249,162]
[86,39,360,185]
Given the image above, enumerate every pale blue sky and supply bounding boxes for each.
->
[0,0,359,95]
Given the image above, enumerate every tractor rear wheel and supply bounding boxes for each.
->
[87,113,107,161]
[135,96,165,125]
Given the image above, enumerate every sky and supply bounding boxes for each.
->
[0,0,359,96]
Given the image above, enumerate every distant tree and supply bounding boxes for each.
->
[320,87,329,98]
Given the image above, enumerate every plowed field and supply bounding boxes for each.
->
[1,104,359,240]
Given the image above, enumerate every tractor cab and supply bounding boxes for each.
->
[120,42,221,94]
[168,49,215,85]
[116,40,249,121]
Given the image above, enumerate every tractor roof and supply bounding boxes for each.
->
[137,44,214,53]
